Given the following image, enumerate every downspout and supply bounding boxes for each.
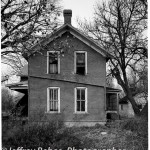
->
[104,58,107,122]
[117,93,119,119]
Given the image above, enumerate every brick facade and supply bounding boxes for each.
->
[28,32,107,126]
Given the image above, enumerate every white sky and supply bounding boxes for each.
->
[61,0,99,27]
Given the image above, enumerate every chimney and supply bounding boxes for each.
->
[63,9,72,25]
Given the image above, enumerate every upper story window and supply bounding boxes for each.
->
[74,51,87,75]
[47,51,60,74]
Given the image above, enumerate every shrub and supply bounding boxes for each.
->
[2,121,84,149]
[117,117,148,149]
[103,117,148,149]
[3,117,148,150]
[120,117,148,137]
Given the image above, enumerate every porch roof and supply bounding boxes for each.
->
[6,81,28,93]
[106,87,121,93]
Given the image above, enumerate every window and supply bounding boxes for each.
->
[47,51,60,74]
[47,87,60,113]
[75,51,87,75]
[75,87,87,113]
[106,93,117,111]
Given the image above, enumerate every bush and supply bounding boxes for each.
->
[121,117,148,137]
[3,117,148,150]
[117,117,148,149]
[2,121,84,149]
[103,117,148,149]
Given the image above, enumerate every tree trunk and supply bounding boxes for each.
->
[127,94,141,115]
[140,102,148,120]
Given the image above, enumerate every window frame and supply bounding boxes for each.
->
[47,87,60,113]
[47,51,60,74]
[74,51,87,75]
[106,93,117,111]
[74,87,88,113]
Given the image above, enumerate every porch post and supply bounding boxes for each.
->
[117,93,119,116]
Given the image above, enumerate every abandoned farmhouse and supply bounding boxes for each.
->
[7,10,122,126]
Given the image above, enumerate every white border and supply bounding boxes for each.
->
[74,87,88,113]
[74,51,87,75]
[47,51,60,74]
[47,87,60,113]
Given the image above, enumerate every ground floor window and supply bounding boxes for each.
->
[47,87,60,113]
[75,87,87,113]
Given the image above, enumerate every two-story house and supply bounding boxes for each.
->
[7,10,121,126]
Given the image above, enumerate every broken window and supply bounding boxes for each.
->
[75,52,87,75]
[47,52,59,74]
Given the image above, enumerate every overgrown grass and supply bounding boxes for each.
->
[95,117,148,150]
[2,117,148,150]
[119,117,148,150]
[2,120,85,149]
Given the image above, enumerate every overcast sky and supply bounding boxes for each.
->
[62,0,98,27]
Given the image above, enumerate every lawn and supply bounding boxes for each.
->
[2,117,148,150]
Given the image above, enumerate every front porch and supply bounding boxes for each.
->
[6,81,28,117]
[106,87,121,121]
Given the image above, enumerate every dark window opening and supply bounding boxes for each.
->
[76,53,85,75]
[20,76,28,82]
[49,53,58,74]
[106,93,117,111]
[138,104,142,109]
[106,113,119,121]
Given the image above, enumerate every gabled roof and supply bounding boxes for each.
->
[30,24,113,60]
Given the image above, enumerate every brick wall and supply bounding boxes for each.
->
[29,32,106,86]
[28,32,107,125]
[28,78,106,123]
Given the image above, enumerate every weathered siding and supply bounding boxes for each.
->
[28,77,106,124]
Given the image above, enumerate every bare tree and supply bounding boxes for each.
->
[78,0,147,115]
[1,0,62,70]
